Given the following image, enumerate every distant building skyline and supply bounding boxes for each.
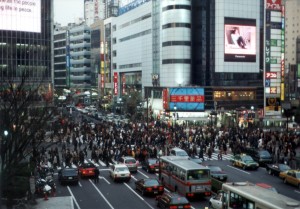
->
[54,0,84,26]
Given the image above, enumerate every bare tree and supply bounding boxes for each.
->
[0,75,54,207]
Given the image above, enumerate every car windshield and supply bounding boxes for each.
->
[177,151,188,156]
[242,156,253,162]
[279,164,291,171]
[171,197,189,204]
[209,166,222,172]
[259,151,271,157]
[187,169,209,180]
[83,163,95,168]
[125,159,136,164]
[148,159,157,164]
[62,169,77,175]
[145,179,159,186]
[115,167,129,172]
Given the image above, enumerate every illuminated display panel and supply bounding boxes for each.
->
[169,88,205,111]
[224,17,256,62]
[0,0,41,33]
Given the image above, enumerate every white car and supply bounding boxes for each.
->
[109,164,131,182]
[209,192,227,209]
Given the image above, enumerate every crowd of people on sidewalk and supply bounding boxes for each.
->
[34,112,300,171]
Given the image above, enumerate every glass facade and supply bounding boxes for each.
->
[0,0,52,86]
[191,0,264,110]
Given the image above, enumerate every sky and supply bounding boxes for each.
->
[54,0,84,26]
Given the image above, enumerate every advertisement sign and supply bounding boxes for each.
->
[169,88,205,111]
[266,72,277,79]
[266,0,281,10]
[0,0,41,33]
[122,74,126,95]
[113,72,118,95]
[224,17,256,62]
[162,89,168,110]
[265,97,281,110]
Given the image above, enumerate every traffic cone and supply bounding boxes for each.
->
[44,192,49,201]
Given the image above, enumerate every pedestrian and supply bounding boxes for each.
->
[94,168,100,183]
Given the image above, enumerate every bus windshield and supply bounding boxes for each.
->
[187,169,210,180]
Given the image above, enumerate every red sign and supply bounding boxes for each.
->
[266,0,281,10]
[281,59,285,81]
[170,95,204,103]
[122,74,126,94]
[162,89,169,109]
[266,72,277,79]
[113,72,118,95]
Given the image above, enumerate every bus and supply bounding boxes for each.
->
[209,182,300,209]
[160,156,211,198]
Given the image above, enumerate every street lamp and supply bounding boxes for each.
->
[158,149,163,180]
[173,105,177,128]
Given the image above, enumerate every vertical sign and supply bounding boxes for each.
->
[122,74,126,95]
[113,72,118,95]
[162,88,169,110]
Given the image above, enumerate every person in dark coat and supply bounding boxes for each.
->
[94,168,100,183]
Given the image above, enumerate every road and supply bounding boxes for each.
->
[45,110,300,209]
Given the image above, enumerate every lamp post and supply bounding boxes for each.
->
[158,149,162,180]
[173,105,177,128]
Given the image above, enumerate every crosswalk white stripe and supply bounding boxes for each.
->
[98,160,106,166]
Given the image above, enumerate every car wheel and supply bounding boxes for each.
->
[284,178,287,184]
[268,169,272,175]
[243,165,246,170]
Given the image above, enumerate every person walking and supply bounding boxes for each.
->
[94,168,100,183]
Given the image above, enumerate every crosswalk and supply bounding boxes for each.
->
[57,152,233,171]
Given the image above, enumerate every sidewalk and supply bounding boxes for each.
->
[1,196,73,209]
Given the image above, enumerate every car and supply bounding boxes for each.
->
[255,183,278,193]
[119,156,138,173]
[78,163,96,178]
[58,167,79,185]
[141,158,159,173]
[189,155,203,164]
[109,164,131,182]
[170,147,189,159]
[135,178,164,196]
[230,154,259,170]
[156,192,191,209]
[242,148,273,166]
[206,165,228,181]
[279,170,300,189]
[266,163,291,176]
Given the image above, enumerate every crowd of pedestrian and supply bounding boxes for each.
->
[34,111,300,172]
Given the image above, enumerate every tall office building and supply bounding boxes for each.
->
[84,0,106,26]
[0,0,53,92]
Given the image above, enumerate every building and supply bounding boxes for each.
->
[84,0,106,26]
[0,0,53,93]
[107,0,264,124]
[68,23,92,91]
[53,24,68,91]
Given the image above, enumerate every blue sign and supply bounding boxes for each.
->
[265,79,270,87]
[119,0,150,15]
[169,88,205,111]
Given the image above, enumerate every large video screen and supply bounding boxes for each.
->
[0,0,41,33]
[224,17,256,62]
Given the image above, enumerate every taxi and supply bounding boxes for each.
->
[230,154,259,170]
[279,170,300,189]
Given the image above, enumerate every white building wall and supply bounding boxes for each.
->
[160,0,191,87]
[215,0,260,73]
[112,2,153,88]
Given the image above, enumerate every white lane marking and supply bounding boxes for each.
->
[191,206,196,209]
[89,179,115,209]
[99,176,110,184]
[99,160,106,166]
[99,169,111,171]
[84,159,88,163]
[295,190,300,194]
[67,186,81,209]
[78,181,82,187]
[123,183,155,209]
[227,165,251,175]
[164,188,170,193]
[131,175,138,181]
[138,170,149,179]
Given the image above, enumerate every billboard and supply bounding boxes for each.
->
[113,72,118,95]
[0,0,41,33]
[168,88,205,111]
[224,18,256,62]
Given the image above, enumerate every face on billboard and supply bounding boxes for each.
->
[0,0,41,33]
[224,18,256,62]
